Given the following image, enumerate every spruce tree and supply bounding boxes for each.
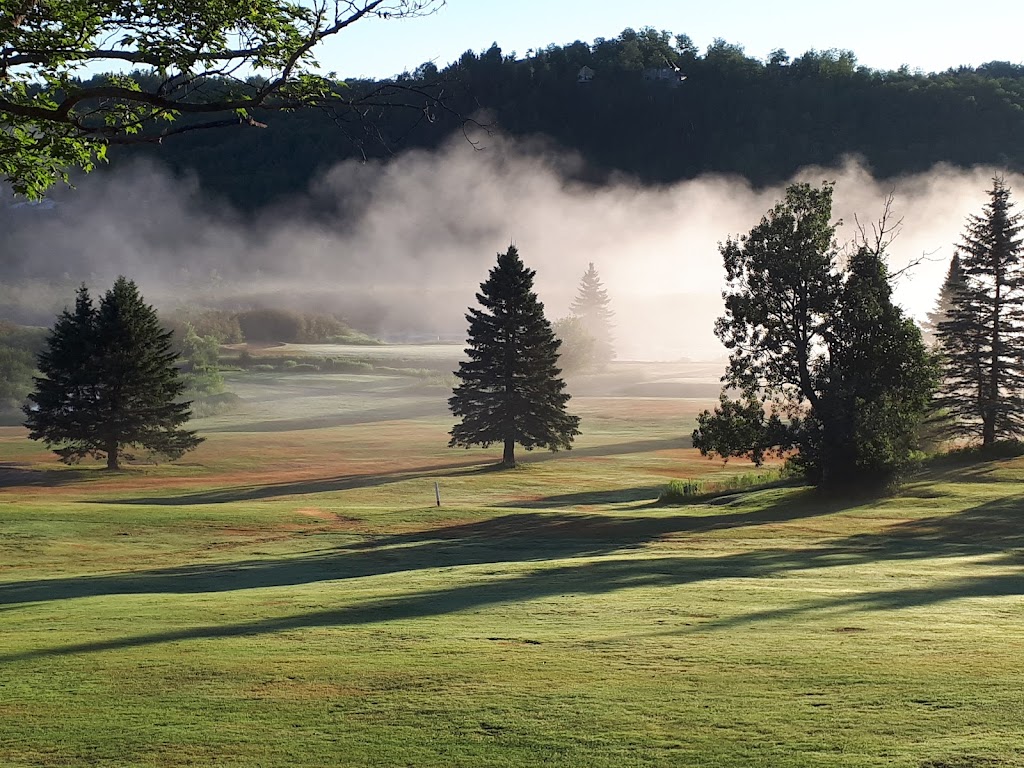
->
[922,253,965,346]
[25,277,202,469]
[449,246,581,467]
[935,177,1024,445]
[570,262,615,366]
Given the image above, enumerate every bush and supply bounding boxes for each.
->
[321,357,374,373]
[289,363,320,373]
[659,479,704,502]
[659,469,786,504]
[249,364,276,372]
[188,392,242,418]
[236,308,304,342]
[941,439,1024,462]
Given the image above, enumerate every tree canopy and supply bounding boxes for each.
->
[693,183,936,491]
[0,0,442,198]
[93,28,1024,209]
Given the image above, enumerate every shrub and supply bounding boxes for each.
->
[659,479,705,502]
[321,358,374,373]
[188,392,242,418]
[659,469,786,504]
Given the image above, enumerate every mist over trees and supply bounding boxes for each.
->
[89,27,1024,209]
[692,182,936,490]
[934,178,1024,445]
[449,246,580,467]
[569,263,615,367]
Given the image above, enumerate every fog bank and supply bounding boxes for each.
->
[2,135,1018,360]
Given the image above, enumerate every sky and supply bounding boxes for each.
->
[322,0,1024,79]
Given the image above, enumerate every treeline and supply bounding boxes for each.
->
[111,28,1024,208]
[162,306,376,346]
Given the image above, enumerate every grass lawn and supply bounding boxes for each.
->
[1,365,1022,767]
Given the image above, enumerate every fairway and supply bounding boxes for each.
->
[1,366,1022,767]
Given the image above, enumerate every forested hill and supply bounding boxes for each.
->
[118,28,1024,209]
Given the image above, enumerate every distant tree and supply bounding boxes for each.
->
[935,177,1024,446]
[25,278,202,469]
[692,183,935,491]
[179,324,225,395]
[922,253,965,346]
[449,246,581,467]
[552,316,598,375]
[570,262,615,366]
[0,321,45,419]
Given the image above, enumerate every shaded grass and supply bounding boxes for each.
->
[1,370,1023,767]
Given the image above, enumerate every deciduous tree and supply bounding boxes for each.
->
[0,0,443,198]
[692,183,935,491]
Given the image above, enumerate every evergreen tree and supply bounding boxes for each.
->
[449,246,581,467]
[922,253,965,346]
[935,177,1024,446]
[692,183,936,491]
[570,262,615,366]
[25,277,202,469]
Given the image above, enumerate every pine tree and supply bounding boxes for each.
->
[570,262,615,366]
[25,277,203,469]
[935,177,1024,446]
[449,246,581,467]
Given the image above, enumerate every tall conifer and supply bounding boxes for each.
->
[570,262,615,366]
[25,277,202,468]
[922,253,965,346]
[449,246,581,467]
[935,177,1024,445]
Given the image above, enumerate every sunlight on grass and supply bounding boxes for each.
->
[1,366,1022,767]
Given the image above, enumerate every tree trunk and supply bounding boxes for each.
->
[106,442,120,470]
[502,437,516,467]
[982,414,996,447]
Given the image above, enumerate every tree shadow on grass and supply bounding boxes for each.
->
[0,462,93,489]
[202,402,449,433]
[89,437,690,505]
[3,488,839,607]
[2,492,1020,662]
[501,486,663,508]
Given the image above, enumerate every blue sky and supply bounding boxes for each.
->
[321,0,1024,79]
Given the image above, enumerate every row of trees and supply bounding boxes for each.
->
[8,4,1024,208]
[21,180,1022,484]
[933,179,1024,446]
[118,32,1024,209]
[692,177,1024,491]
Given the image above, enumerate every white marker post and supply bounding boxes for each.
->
[434,481,441,507]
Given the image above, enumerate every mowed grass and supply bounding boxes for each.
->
[1,367,1022,767]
